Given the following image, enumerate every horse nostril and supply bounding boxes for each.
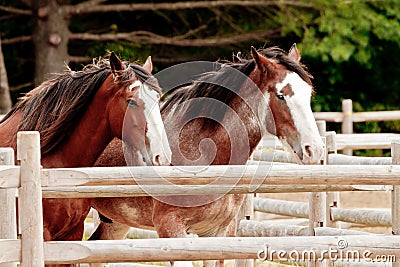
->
[304,145,313,159]
[153,155,161,166]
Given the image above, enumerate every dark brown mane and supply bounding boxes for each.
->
[1,57,157,156]
[161,60,255,127]
[161,46,312,128]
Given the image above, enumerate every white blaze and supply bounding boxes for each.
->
[138,83,172,165]
[276,72,324,163]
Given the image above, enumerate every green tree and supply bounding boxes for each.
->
[1,0,399,117]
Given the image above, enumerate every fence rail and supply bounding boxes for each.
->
[313,110,400,123]
[2,131,400,265]
[2,164,400,191]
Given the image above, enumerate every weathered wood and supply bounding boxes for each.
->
[253,148,392,165]
[313,110,400,123]
[325,130,341,228]
[17,132,44,267]
[254,197,308,218]
[257,135,284,150]
[335,133,400,150]
[238,220,308,237]
[324,131,337,154]
[0,239,21,263]
[235,193,254,267]
[41,184,362,198]
[0,166,20,188]
[313,112,343,123]
[308,130,327,267]
[341,99,353,155]
[309,192,327,230]
[350,110,400,122]
[391,140,400,267]
[255,197,392,227]
[238,220,372,237]
[331,208,391,226]
[316,120,326,136]
[38,165,400,187]
[108,264,165,267]
[259,133,400,151]
[252,150,297,163]
[326,191,341,228]
[327,154,391,165]
[80,264,166,267]
[0,148,17,267]
[42,236,400,263]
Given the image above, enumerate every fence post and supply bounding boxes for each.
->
[0,148,17,267]
[308,121,328,267]
[235,193,254,267]
[342,99,353,155]
[391,140,400,267]
[17,131,44,267]
[324,131,341,229]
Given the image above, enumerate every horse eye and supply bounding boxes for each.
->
[127,99,138,107]
[277,94,285,100]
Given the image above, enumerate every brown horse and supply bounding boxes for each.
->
[90,45,324,267]
[0,53,170,266]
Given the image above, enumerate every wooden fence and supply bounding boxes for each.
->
[2,132,400,266]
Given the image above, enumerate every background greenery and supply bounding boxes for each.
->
[1,0,400,143]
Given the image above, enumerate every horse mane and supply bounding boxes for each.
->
[161,46,312,129]
[258,46,313,85]
[1,56,158,156]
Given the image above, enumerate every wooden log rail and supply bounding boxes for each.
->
[254,197,393,227]
[1,236,400,264]
[313,110,400,123]
[238,220,373,237]
[2,132,400,265]
[2,164,400,192]
[259,133,400,152]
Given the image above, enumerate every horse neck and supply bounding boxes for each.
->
[224,89,265,157]
[164,88,265,166]
[42,89,114,168]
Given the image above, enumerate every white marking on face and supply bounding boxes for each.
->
[138,83,172,165]
[275,72,324,163]
[129,80,142,91]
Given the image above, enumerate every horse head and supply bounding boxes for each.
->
[250,44,324,164]
[106,52,171,166]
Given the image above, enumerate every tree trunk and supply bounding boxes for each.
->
[32,0,70,85]
[0,37,12,114]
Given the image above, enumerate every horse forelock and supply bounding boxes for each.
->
[128,64,162,96]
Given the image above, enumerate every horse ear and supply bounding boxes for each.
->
[143,56,153,73]
[110,52,124,77]
[251,46,274,73]
[288,43,301,62]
